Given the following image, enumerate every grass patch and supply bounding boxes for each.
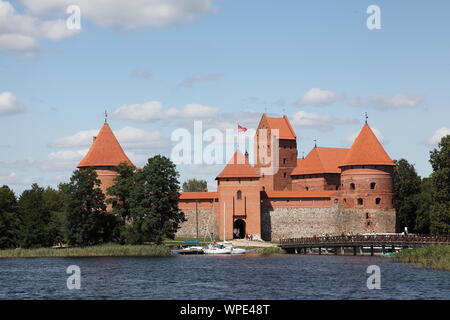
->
[0,244,171,258]
[259,247,286,255]
[395,246,450,271]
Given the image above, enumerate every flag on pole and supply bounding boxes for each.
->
[237,124,247,132]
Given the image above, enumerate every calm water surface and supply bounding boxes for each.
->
[0,255,449,299]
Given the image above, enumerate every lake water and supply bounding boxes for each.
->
[0,255,449,299]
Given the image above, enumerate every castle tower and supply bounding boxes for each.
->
[77,122,133,203]
[254,114,297,191]
[338,124,395,231]
[216,151,261,240]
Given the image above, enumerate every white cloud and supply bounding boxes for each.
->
[346,128,387,146]
[179,73,223,87]
[49,129,98,147]
[426,127,450,145]
[297,88,343,107]
[291,111,357,131]
[115,127,166,149]
[111,101,219,123]
[41,149,88,171]
[49,126,166,149]
[0,91,25,116]
[166,103,219,118]
[0,1,80,53]
[111,101,165,123]
[0,172,33,185]
[349,94,424,110]
[19,0,215,30]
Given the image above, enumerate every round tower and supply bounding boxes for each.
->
[77,122,134,207]
[338,124,395,233]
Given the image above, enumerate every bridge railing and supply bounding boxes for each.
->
[279,234,450,246]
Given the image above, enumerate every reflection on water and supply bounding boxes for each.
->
[0,255,449,299]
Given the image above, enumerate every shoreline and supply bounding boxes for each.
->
[395,246,450,271]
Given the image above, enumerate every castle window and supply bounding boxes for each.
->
[357,198,364,205]
[237,190,242,200]
[283,158,287,164]
[366,221,371,227]
[370,182,376,190]
[305,187,309,191]
[366,212,370,219]
[350,183,356,190]
[376,198,381,205]
[283,172,287,178]
[262,186,265,191]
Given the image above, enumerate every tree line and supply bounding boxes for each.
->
[394,135,450,234]
[0,155,185,249]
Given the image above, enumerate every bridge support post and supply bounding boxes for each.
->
[340,247,345,255]
[353,246,357,256]
[318,247,321,255]
[370,245,374,256]
[382,245,386,254]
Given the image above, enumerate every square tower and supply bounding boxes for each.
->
[254,114,298,191]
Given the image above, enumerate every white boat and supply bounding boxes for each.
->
[178,246,204,254]
[203,243,232,254]
[203,242,246,255]
[231,247,246,254]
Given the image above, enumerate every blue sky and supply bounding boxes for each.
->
[1,0,449,194]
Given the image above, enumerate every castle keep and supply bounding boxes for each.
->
[78,114,396,241]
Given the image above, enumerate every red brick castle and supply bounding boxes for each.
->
[78,114,396,241]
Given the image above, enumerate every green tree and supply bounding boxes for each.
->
[44,186,66,246]
[393,159,422,233]
[182,179,208,192]
[429,135,450,234]
[414,177,432,234]
[128,155,185,244]
[18,183,55,248]
[65,168,117,246]
[107,162,137,243]
[0,185,21,249]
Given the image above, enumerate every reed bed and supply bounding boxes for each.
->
[0,244,171,258]
[395,246,450,271]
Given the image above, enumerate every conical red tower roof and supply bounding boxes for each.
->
[340,124,394,167]
[77,123,133,168]
[216,151,259,179]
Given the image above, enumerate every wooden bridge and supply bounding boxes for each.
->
[279,234,450,256]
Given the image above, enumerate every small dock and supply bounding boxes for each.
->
[279,234,450,256]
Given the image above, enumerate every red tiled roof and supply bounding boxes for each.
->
[291,147,349,175]
[179,192,219,200]
[340,124,395,167]
[265,190,337,198]
[265,115,296,140]
[77,123,133,168]
[216,151,260,179]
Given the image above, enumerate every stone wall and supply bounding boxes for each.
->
[261,204,396,241]
[176,208,218,239]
